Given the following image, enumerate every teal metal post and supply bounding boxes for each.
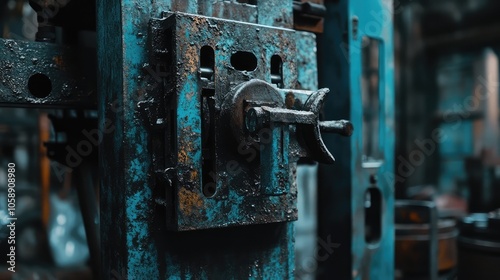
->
[318,0,395,279]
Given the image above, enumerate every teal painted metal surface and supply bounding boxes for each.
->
[318,0,395,279]
[296,32,319,91]
[97,0,321,278]
[256,0,293,28]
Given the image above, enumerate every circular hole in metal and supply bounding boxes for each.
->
[203,184,217,197]
[28,73,52,98]
[230,51,257,71]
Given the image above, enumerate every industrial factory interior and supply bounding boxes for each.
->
[1,0,500,279]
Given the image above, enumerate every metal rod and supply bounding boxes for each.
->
[319,120,354,136]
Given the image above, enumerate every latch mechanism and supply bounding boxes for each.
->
[224,79,352,194]
[145,12,352,230]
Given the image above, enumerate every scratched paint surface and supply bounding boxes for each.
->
[97,0,312,278]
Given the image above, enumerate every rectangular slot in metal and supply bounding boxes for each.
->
[361,36,383,166]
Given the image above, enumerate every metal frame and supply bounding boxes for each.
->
[0,39,96,108]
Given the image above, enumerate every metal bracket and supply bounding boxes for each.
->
[0,39,96,108]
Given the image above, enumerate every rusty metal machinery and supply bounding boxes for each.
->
[0,0,398,279]
[395,200,458,280]
[145,12,352,231]
[97,0,359,278]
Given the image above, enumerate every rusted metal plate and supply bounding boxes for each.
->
[149,12,312,231]
[0,39,96,108]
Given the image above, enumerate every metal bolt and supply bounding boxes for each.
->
[245,107,266,133]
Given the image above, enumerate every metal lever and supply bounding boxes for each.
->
[225,79,354,165]
[299,88,354,164]
[246,107,353,137]
[245,106,316,134]
[319,120,354,137]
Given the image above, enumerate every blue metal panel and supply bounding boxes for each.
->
[350,1,395,279]
[318,0,395,279]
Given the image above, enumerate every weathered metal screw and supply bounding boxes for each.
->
[245,107,266,133]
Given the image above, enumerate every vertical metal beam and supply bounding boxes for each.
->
[318,0,395,279]
[317,3,353,276]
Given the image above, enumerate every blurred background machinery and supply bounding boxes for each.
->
[394,0,500,279]
[457,210,500,279]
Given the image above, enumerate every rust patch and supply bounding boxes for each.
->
[178,134,194,165]
[409,211,423,223]
[53,55,66,69]
[183,44,199,77]
[285,92,295,109]
[190,169,198,181]
[180,16,210,80]
[178,146,190,165]
[179,188,204,215]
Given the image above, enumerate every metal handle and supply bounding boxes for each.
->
[319,120,354,136]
